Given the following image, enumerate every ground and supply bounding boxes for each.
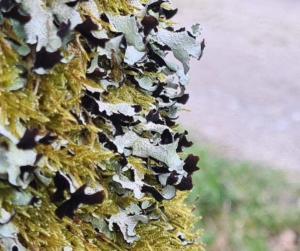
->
[171,0,300,173]
[171,1,300,249]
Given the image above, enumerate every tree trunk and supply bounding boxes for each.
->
[0,0,204,250]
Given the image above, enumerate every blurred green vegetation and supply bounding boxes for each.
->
[186,145,300,251]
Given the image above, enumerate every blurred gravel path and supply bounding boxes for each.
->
[172,0,300,172]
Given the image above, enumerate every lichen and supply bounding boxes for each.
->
[0,0,205,250]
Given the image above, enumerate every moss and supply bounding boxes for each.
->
[133,192,203,251]
[0,0,204,250]
[97,0,136,15]
[102,82,155,113]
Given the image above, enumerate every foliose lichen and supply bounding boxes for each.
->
[0,0,205,250]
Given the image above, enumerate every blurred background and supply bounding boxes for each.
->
[170,0,300,250]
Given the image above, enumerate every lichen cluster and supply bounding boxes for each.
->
[0,0,204,250]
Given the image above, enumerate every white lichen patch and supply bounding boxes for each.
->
[22,0,62,52]
[106,14,145,51]
[157,28,202,73]
[114,131,184,172]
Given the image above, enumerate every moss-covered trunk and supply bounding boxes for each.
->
[0,0,204,250]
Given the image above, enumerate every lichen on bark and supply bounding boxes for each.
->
[0,0,204,250]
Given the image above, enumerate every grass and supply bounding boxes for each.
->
[185,145,300,251]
